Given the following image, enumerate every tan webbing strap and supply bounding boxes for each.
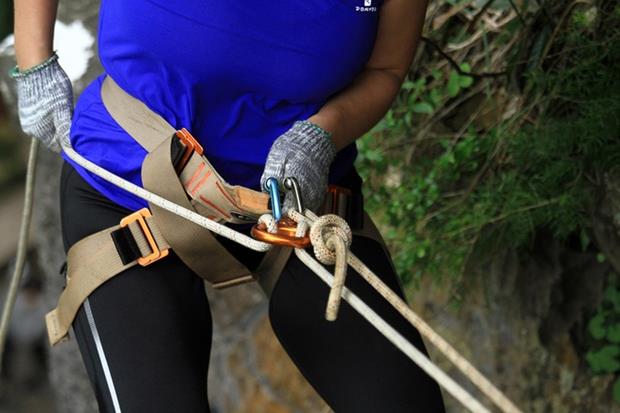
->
[46,74,387,346]
[178,150,271,222]
[46,217,170,345]
[101,74,273,284]
[101,76,175,152]
[102,75,272,225]
[142,134,254,285]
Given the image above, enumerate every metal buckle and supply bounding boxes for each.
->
[119,208,169,266]
[175,128,204,173]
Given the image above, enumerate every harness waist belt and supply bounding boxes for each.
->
[46,76,285,345]
[45,76,384,346]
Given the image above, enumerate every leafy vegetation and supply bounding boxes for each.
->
[355,0,620,291]
[587,285,620,402]
[355,0,620,400]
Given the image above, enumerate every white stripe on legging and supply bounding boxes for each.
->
[84,298,122,412]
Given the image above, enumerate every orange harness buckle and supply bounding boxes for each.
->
[120,208,169,266]
[175,128,204,173]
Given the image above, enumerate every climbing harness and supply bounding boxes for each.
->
[46,75,380,347]
[2,75,525,412]
[45,76,277,345]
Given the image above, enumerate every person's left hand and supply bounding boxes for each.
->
[260,120,337,214]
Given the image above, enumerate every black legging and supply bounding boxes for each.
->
[59,160,446,413]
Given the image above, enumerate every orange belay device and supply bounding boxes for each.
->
[251,216,311,248]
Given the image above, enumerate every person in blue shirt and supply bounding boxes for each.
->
[12,0,446,412]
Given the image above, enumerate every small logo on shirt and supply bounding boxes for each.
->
[356,0,377,12]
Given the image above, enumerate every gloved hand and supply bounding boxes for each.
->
[260,119,337,214]
[10,52,73,153]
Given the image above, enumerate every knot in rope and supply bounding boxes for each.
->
[308,214,352,265]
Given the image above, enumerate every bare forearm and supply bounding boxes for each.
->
[14,0,58,70]
[309,0,428,152]
[308,68,402,151]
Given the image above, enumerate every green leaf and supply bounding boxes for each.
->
[429,88,443,106]
[608,323,620,344]
[459,75,474,88]
[365,149,383,162]
[459,63,471,73]
[613,378,620,403]
[447,71,461,97]
[412,102,434,114]
[588,313,606,340]
[402,80,416,90]
[586,345,620,374]
[445,152,456,165]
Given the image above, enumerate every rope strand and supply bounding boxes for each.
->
[0,138,523,412]
[0,139,40,374]
[289,208,523,413]
[295,246,492,413]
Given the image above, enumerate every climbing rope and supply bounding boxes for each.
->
[62,145,272,252]
[293,216,493,413]
[0,137,524,413]
[287,208,523,413]
[309,214,352,321]
[0,139,39,374]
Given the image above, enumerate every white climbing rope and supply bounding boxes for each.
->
[63,142,523,412]
[0,139,39,374]
[309,214,352,321]
[1,139,523,413]
[288,208,523,413]
[62,145,272,252]
[294,239,492,413]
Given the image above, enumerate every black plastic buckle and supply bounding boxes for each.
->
[110,226,142,265]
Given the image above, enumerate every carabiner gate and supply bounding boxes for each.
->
[264,177,282,221]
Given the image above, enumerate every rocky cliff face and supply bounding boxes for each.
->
[405,227,619,412]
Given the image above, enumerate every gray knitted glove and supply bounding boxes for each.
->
[10,52,73,153]
[260,120,337,214]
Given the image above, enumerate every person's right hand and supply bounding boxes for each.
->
[10,52,73,153]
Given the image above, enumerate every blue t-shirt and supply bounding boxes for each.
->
[62,0,384,212]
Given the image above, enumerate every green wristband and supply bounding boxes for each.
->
[9,52,59,79]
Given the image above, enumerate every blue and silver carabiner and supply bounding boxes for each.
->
[264,177,282,221]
